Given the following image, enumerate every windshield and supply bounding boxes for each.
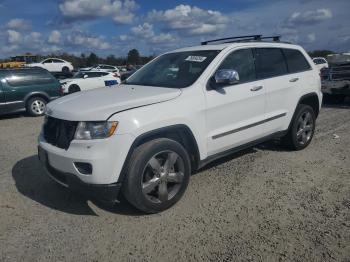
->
[125,50,220,88]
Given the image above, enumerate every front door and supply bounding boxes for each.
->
[205,48,266,156]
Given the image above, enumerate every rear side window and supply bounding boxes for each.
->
[218,48,256,83]
[255,48,288,79]
[6,70,54,86]
[86,72,104,78]
[283,49,311,73]
[313,58,326,65]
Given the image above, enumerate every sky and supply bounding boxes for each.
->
[0,0,349,58]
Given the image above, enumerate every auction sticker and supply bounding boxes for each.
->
[185,56,207,62]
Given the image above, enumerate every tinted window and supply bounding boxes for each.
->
[52,59,63,63]
[6,70,54,86]
[125,50,220,88]
[101,65,114,69]
[42,59,52,63]
[313,58,326,65]
[255,48,288,79]
[86,72,103,78]
[218,49,256,83]
[284,49,311,73]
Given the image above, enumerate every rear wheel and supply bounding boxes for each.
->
[282,104,316,150]
[123,138,191,213]
[62,66,70,73]
[26,97,47,116]
[68,84,80,94]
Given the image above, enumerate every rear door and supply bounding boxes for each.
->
[254,48,293,134]
[255,48,313,134]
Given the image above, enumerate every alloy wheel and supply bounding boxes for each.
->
[296,111,314,145]
[141,150,185,204]
[31,100,46,115]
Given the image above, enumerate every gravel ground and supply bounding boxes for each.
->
[0,101,349,262]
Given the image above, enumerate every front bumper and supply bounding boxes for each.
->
[38,132,134,185]
[41,155,122,202]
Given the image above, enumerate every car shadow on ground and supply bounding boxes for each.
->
[12,155,144,216]
[0,112,29,120]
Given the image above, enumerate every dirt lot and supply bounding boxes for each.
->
[0,101,349,262]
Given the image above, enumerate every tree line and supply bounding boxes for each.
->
[43,49,154,68]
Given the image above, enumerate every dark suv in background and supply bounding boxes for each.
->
[0,68,60,116]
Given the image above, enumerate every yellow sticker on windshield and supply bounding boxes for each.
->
[185,56,207,62]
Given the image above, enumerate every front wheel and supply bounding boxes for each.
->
[282,104,316,150]
[26,97,47,116]
[123,138,191,213]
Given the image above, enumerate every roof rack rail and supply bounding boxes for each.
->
[201,35,262,45]
[201,35,283,45]
[260,36,281,42]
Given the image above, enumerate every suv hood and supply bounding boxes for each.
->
[46,85,181,121]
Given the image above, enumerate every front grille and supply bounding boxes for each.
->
[43,117,78,150]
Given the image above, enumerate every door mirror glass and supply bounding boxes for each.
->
[214,69,240,86]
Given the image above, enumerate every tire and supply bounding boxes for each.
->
[282,104,316,150]
[122,138,191,213]
[68,84,80,94]
[62,66,70,73]
[26,97,47,116]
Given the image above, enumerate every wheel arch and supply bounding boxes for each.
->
[24,92,50,105]
[68,84,81,93]
[298,92,320,117]
[118,124,201,183]
[287,92,320,132]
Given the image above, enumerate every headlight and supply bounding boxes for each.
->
[75,121,118,140]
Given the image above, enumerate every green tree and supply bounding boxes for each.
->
[127,49,140,65]
[308,50,335,58]
[87,52,98,66]
[106,55,117,65]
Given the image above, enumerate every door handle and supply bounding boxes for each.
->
[250,86,263,91]
[289,77,299,82]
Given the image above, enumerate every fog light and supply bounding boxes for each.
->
[74,162,92,175]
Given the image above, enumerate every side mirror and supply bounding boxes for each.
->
[214,69,240,86]
[83,74,88,79]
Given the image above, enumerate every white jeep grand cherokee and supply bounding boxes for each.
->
[38,36,322,213]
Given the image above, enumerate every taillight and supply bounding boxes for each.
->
[59,86,64,96]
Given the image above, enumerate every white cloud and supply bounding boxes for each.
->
[7,30,22,44]
[149,33,175,44]
[148,5,229,36]
[285,8,332,27]
[25,32,42,43]
[131,23,154,38]
[6,18,31,30]
[131,23,176,45]
[48,30,61,44]
[67,31,111,49]
[307,33,316,43]
[59,0,138,24]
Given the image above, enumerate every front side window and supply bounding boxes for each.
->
[52,59,63,63]
[42,59,52,64]
[255,48,288,79]
[217,48,256,83]
[125,50,220,88]
[284,49,311,73]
